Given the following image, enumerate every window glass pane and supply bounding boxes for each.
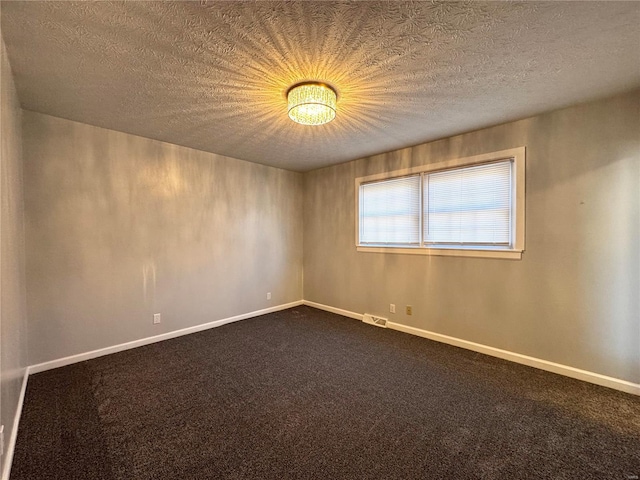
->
[360,175,420,245]
[424,161,512,245]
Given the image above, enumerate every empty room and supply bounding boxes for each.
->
[1,1,639,479]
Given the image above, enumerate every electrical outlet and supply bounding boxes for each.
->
[406,305,413,315]
[390,304,396,313]
[267,292,271,300]
[153,313,161,324]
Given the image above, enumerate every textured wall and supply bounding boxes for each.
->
[23,112,303,365]
[304,90,640,384]
[0,35,28,475]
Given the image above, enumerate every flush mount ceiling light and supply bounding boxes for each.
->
[287,82,337,126]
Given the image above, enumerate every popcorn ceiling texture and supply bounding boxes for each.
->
[2,1,639,171]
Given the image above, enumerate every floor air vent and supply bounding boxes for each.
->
[363,313,388,328]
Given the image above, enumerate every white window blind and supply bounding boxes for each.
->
[359,175,421,245]
[424,161,512,246]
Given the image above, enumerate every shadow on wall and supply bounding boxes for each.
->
[24,112,303,365]
[303,91,640,383]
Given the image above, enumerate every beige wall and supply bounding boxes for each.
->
[23,112,303,365]
[0,36,28,474]
[304,90,640,384]
[12,86,640,384]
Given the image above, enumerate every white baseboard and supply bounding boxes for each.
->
[1,368,29,480]
[302,300,363,321]
[29,300,303,374]
[303,300,640,396]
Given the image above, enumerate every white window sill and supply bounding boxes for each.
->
[356,245,523,260]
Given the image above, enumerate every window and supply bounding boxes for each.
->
[424,161,511,247]
[359,175,420,246]
[355,147,525,259]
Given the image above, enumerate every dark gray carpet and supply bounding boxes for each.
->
[11,306,640,479]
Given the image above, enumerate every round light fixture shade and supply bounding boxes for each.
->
[287,82,337,126]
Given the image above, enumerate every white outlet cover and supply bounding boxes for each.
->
[390,304,396,313]
[267,292,271,300]
[153,313,161,324]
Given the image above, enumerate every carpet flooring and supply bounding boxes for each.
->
[11,306,640,479]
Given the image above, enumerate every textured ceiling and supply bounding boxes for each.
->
[2,1,639,171]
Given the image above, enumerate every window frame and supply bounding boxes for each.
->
[355,147,525,260]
